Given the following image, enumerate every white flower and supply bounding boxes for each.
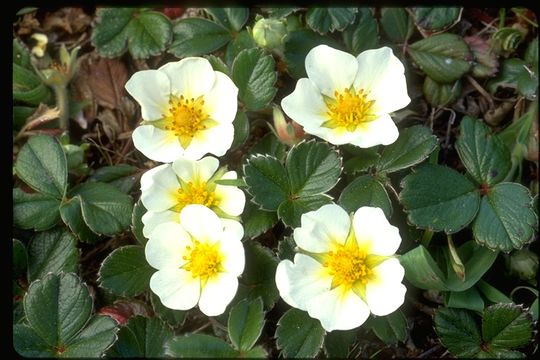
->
[275,204,406,332]
[281,45,410,148]
[125,57,238,162]
[146,204,245,316]
[140,155,245,238]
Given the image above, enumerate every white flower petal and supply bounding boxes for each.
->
[281,78,328,131]
[142,210,179,238]
[184,123,234,160]
[365,259,406,316]
[145,222,191,269]
[353,206,401,256]
[171,156,219,183]
[293,204,350,253]
[198,273,239,316]
[353,47,410,114]
[132,125,184,163]
[159,58,215,99]
[203,71,239,124]
[305,45,358,96]
[125,70,170,120]
[215,171,245,216]
[275,254,331,310]
[219,222,245,276]
[306,288,370,331]
[140,164,179,212]
[150,268,200,311]
[140,164,169,192]
[179,204,222,243]
[349,114,399,148]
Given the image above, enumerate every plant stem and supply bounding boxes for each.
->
[53,85,70,132]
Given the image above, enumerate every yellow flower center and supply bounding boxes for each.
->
[324,243,373,290]
[163,95,211,148]
[174,181,218,213]
[323,87,376,131]
[182,240,223,279]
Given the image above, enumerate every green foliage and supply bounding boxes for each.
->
[59,196,100,243]
[244,155,289,211]
[380,8,413,43]
[228,298,265,351]
[98,245,153,297]
[204,7,249,32]
[13,188,61,231]
[150,293,186,328]
[88,164,140,193]
[13,239,27,279]
[92,8,172,59]
[368,310,408,344]
[306,7,357,34]
[338,175,392,217]
[342,8,379,55]
[487,57,538,100]
[231,110,250,149]
[435,304,533,358]
[108,316,173,357]
[131,199,147,245]
[225,30,257,66]
[243,201,278,239]
[423,77,462,106]
[169,18,231,57]
[166,334,237,358]
[323,329,356,358]
[408,33,472,83]
[275,308,326,358]
[413,7,462,32]
[232,48,277,111]
[13,273,118,357]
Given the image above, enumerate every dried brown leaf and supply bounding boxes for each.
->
[42,7,91,34]
[80,54,128,109]
[16,13,40,35]
[97,108,121,142]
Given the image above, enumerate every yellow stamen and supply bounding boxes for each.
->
[323,87,376,131]
[174,181,218,213]
[163,94,208,148]
[182,240,223,280]
[324,243,374,291]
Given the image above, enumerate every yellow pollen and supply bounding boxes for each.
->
[164,94,207,139]
[182,240,223,279]
[175,181,218,212]
[323,87,376,131]
[324,244,373,289]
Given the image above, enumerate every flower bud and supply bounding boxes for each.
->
[37,44,80,86]
[506,249,538,281]
[270,105,305,146]
[252,17,287,49]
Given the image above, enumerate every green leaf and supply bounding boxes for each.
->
[231,110,250,150]
[98,245,153,297]
[486,58,527,94]
[323,329,356,358]
[225,30,257,67]
[243,154,289,211]
[283,29,342,79]
[166,334,237,358]
[275,308,325,358]
[13,106,35,131]
[150,293,186,328]
[13,38,31,68]
[88,164,140,193]
[482,304,533,351]
[434,307,482,358]
[277,236,296,261]
[61,315,118,357]
[108,316,173,357]
[380,8,413,43]
[342,8,379,55]
[59,197,100,243]
[15,135,68,199]
[13,324,54,357]
[27,229,79,282]
[473,183,536,252]
[92,8,172,59]
[13,188,61,231]
[12,63,51,105]
[306,7,357,34]
[376,125,438,174]
[131,199,147,245]
[267,7,299,19]
[228,297,265,351]
[243,201,278,239]
[343,147,381,175]
[338,175,392,217]
[204,7,249,32]
[413,7,461,32]
[237,242,279,309]
[285,140,341,197]
[445,287,485,312]
[169,18,231,57]
[455,117,511,186]
[368,310,408,344]
[243,346,267,357]
[400,245,449,291]
[70,182,133,236]
[408,33,472,83]
[278,195,333,228]
[477,280,513,304]
[206,54,230,76]
[249,132,287,160]
[400,164,480,233]
[13,239,27,279]
[232,48,277,111]
[423,77,462,107]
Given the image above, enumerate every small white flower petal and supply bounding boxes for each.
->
[215,171,246,216]
[142,210,180,238]
[305,44,358,96]
[353,47,410,115]
[281,78,328,131]
[306,288,370,331]
[179,204,222,243]
[159,58,215,99]
[353,207,401,256]
[132,125,184,163]
[306,126,363,146]
[140,164,169,192]
[184,123,234,160]
[203,71,239,124]
[145,222,191,269]
[349,114,399,148]
[365,259,406,316]
[293,204,350,253]
[150,268,200,311]
[275,254,330,310]
[198,273,239,316]
[125,70,170,120]
[171,156,219,183]
[140,164,179,212]
[219,222,245,276]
